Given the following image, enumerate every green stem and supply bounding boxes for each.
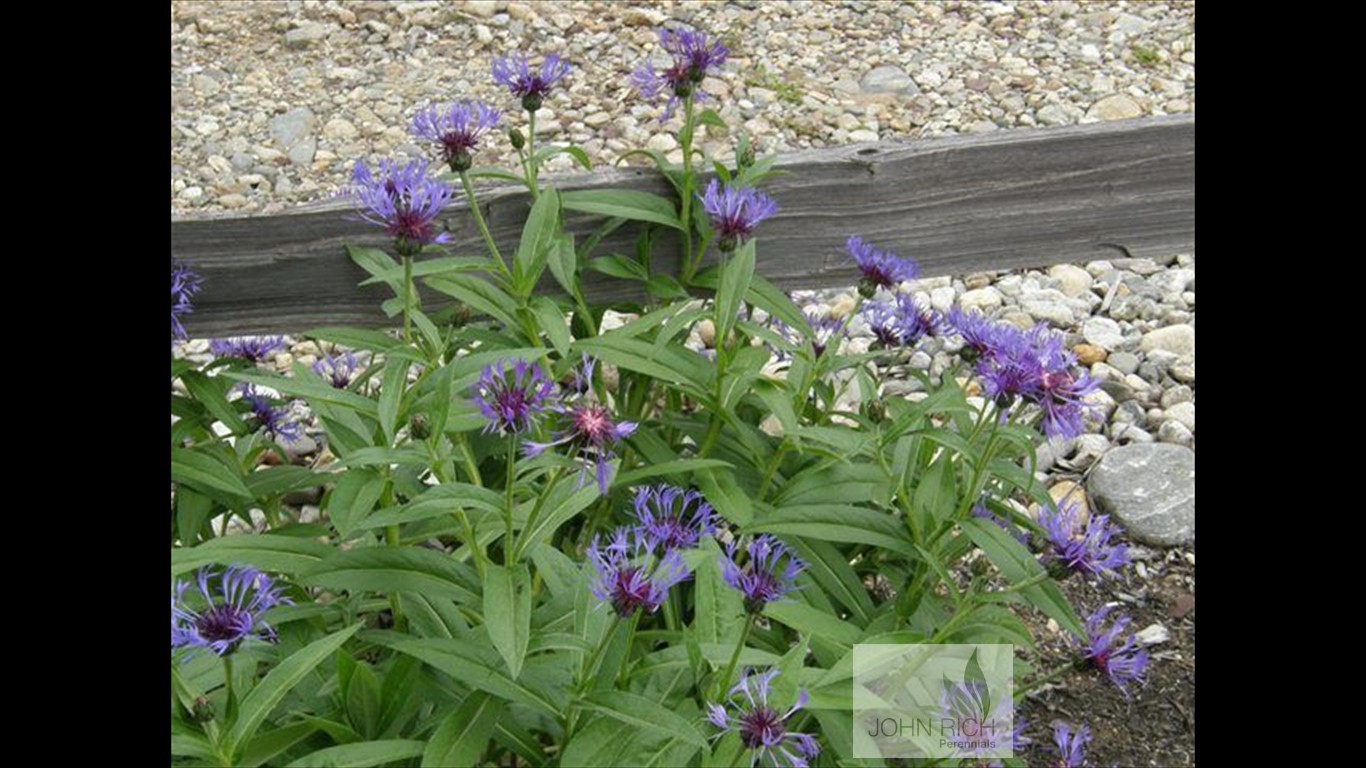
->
[716,617,754,700]
[402,255,413,345]
[1017,663,1076,698]
[679,95,697,283]
[996,570,1053,595]
[505,433,517,566]
[617,611,642,687]
[460,170,508,274]
[756,441,790,502]
[514,468,563,563]
[221,655,234,711]
[526,110,540,201]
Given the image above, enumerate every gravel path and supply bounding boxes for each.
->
[170,0,1195,214]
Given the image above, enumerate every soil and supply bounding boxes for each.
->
[1019,544,1196,767]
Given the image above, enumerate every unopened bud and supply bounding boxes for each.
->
[508,128,526,150]
[409,413,431,440]
[191,696,215,723]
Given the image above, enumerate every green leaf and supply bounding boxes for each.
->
[172,446,252,502]
[342,657,382,738]
[548,233,579,297]
[962,518,1084,638]
[646,274,690,300]
[513,186,561,295]
[377,355,409,446]
[535,144,593,170]
[561,189,683,230]
[422,693,504,768]
[330,464,390,535]
[181,371,247,435]
[715,240,755,344]
[529,295,572,357]
[360,256,499,286]
[750,503,919,560]
[300,548,480,605]
[614,458,733,488]
[698,108,729,130]
[245,466,327,500]
[304,327,400,353]
[763,601,863,647]
[484,563,532,679]
[239,722,318,767]
[226,370,379,416]
[387,637,564,717]
[913,455,957,528]
[514,481,600,560]
[347,245,399,287]
[587,253,648,282]
[789,538,874,626]
[615,149,683,195]
[426,274,520,329]
[694,467,753,527]
[693,539,745,645]
[175,487,215,545]
[580,691,709,748]
[171,535,334,578]
[285,740,425,768]
[573,336,710,396]
[223,623,363,760]
[334,446,431,468]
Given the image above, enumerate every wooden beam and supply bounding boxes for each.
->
[171,115,1194,336]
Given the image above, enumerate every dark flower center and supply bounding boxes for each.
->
[739,706,785,749]
[495,388,531,429]
[610,567,651,616]
[572,405,617,445]
[196,605,252,644]
[1091,650,1110,672]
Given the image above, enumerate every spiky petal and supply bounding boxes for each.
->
[171,566,290,658]
[707,668,820,768]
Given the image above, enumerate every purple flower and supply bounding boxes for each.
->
[588,526,691,617]
[211,336,286,364]
[632,27,729,117]
[939,681,1022,766]
[410,100,502,172]
[972,503,1030,545]
[1079,605,1149,697]
[947,307,1003,362]
[525,402,637,493]
[492,53,571,112]
[171,566,290,657]
[700,179,778,252]
[351,159,454,257]
[312,351,361,389]
[172,258,203,342]
[847,235,919,296]
[806,311,847,359]
[632,485,716,553]
[237,384,303,443]
[472,359,556,435]
[1038,501,1129,579]
[707,668,820,768]
[720,535,806,614]
[1051,722,1090,768]
[862,294,943,349]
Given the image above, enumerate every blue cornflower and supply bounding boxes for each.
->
[525,402,637,493]
[1051,722,1090,768]
[410,100,502,172]
[492,53,571,112]
[1079,605,1149,697]
[1038,501,1129,579]
[707,668,820,768]
[846,235,919,296]
[210,336,286,364]
[632,485,716,553]
[312,350,361,389]
[700,179,779,252]
[632,27,729,117]
[947,307,1004,363]
[862,294,943,349]
[172,258,203,342]
[351,159,454,257]
[171,565,290,657]
[720,535,806,614]
[587,526,691,617]
[939,681,1021,766]
[472,359,556,435]
[805,311,847,359]
[237,383,303,443]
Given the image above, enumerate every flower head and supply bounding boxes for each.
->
[171,566,290,657]
[1051,722,1090,768]
[1038,501,1129,579]
[211,336,286,364]
[846,236,919,296]
[700,179,779,252]
[410,100,502,172]
[707,668,820,768]
[473,359,556,435]
[492,53,571,112]
[237,383,303,443]
[1079,605,1149,697]
[525,402,637,493]
[587,526,690,617]
[312,351,361,389]
[862,294,943,349]
[350,159,453,257]
[632,485,716,553]
[938,681,1021,766]
[720,535,806,614]
[172,258,203,342]
[632,27,729,117]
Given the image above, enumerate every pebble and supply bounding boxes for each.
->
[1086,94,1143,121]
[1073,343,1107,366]
[958,287,1003,312]
[1160,385,1193,408]
[1088,443,1195,546]
[1082,317,1125,350]
[1048,263,1093,298]
[1140,324,1195,356]
[1157,420,1194,447]
[1107,351,1140,375]
[860,65,918,95]
[1163,401,1195,431]
[1135,623,1171,646]
[270,107,316,151]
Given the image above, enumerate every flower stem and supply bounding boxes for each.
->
[526,110,540,201]
[617,610,642,687]
[513,468,562,563]
[402,255,413,345]
[679,95,697,283]
[221,655,235,711]
[716,617,754,700]
[460,170,508,275]
[505,433,517,566]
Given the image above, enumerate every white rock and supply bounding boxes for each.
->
[1140,324,1195,356]
[464,1,497,18]
[1164,401,1195,431]
[959,287,1002,312]
[1083,317,1125,350]
[1048,263,1094,298]
[1135,623,1170,646]
[929,286,956,313]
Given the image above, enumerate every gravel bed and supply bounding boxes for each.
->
[171,0,1195,214]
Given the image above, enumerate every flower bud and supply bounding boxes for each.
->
[409,413,431,440]
[191,696,216,723]
[508,127,526,150]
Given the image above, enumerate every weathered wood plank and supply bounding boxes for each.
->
[171,115,1193,335]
